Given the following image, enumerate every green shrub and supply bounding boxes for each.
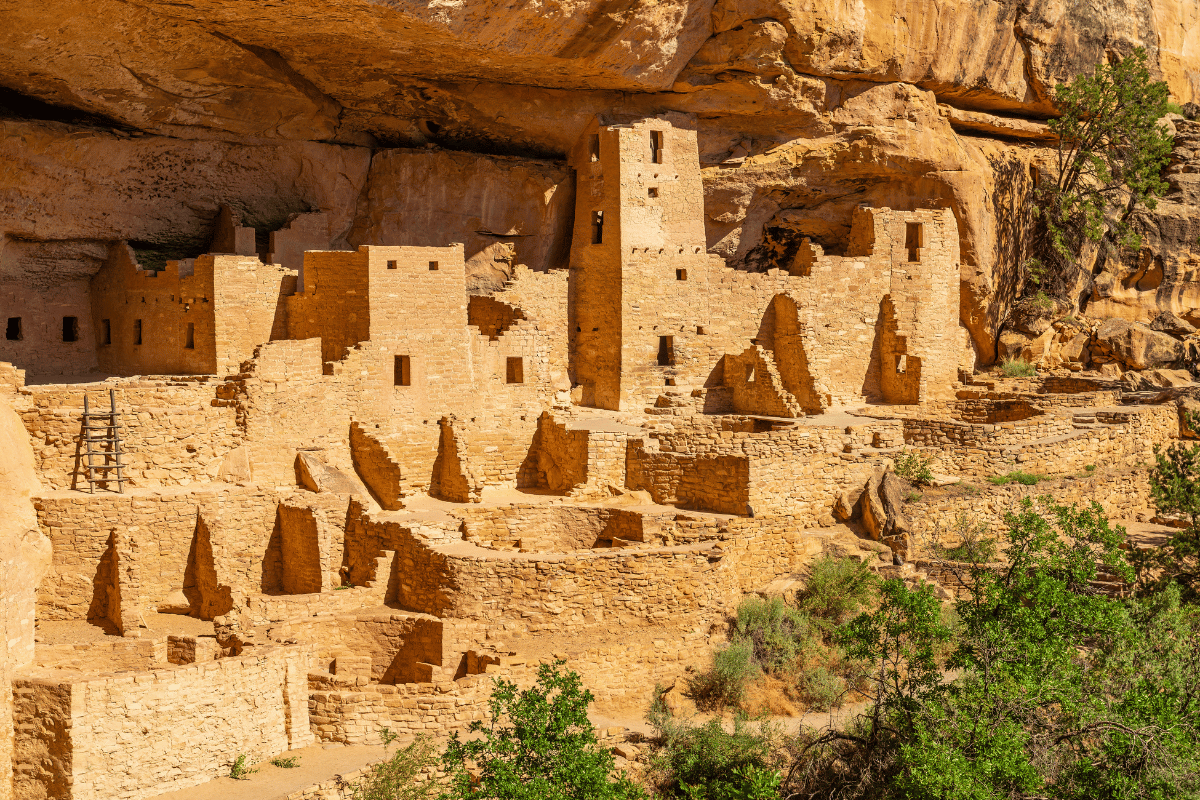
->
[687,642,759,710]
[940,536,997,563]
[795,556,878,629]
[798,666,844,712]
[443,661,644,800]
[999,357,1037,377]
[351,730,437,800]
[647,709,785,799]
[229,754,257,780]
[731,596,813,673]
[270,755,300,769]
[987,470,1049,486]
[893,450,934,486]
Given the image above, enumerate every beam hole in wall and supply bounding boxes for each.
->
[650,130,664,164]
[676,268,687,281]
[429,261,439,271]
[387,260,397,269]
[658,336,675,367]
[395,355,411,386]
[134,319,142,346]
[185,322,195,350]
[506,357,524,384]
[905,222,923,263]
[648,187,658,198]
[591,211,604,244]
[5,317,21,341]
[62,316,78,342]
[101,319,111,346]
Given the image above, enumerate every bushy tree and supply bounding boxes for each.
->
[1142,441,1200,600]
[442,661,643,800]
[1029,49,1174,299]
[787,498,1200,800]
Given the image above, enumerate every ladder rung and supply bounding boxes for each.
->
[85,465,125,472]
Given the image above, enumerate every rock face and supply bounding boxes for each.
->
[0,0,1198,366]
[1093,318,1184,370]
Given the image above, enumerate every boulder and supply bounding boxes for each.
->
[1150,311,1197,338]
[296,451,365,497]
[858,470,912,558]
[1092,318,1184,370]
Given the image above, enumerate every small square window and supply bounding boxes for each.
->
[62,316,78,343]
[185,322,195,349]
[428,261,439,271]
[506,357,524,384]
[394,355,411,386]
[676,269,687,281]
[696,326,706,335]
[134,319,142,346]
[101,319,111,345]
[5,317,21,341]
[387,260,398,270]
[648,187,659,198]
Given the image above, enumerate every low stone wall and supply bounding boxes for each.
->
[907,466,1156,545]
[33,637,167,673]
[15,379,240,490]
[34,486,283,622]
[13,645,312,800]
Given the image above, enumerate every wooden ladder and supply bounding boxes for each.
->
[81,388,125,493]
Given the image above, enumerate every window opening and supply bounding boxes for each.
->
[657,336,674,367]
[591,211,604,245]
[696,326,706,335]
[5,317,21,341]
[62,317,78,342]
[905,222,923,263]
[589,134,600,162]
[676,268,687,281]
[394,355,411,387]
[648,187,659,198]
[185,322,195,349]
[429,261,439,271]
[895,354,907,374]
[101,319,111,345]
[745,363,755,382]
[650,130,664,164]
[387,260,397,269]
[506,357,524,384]
[134,319,142,346]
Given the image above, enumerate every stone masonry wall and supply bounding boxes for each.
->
[13,645,312,800]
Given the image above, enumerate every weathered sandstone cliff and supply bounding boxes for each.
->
[0,0,1198,365]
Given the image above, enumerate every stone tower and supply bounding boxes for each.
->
[567,115,714,411]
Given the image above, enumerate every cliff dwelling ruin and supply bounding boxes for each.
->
[2,4,1200,795]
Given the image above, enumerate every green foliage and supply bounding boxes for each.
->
[351,730,437,800]
[904,490,922,503]
[1141,442,1200,600]
[229,754,257,780]
[788,498,1200,800]
[1032,49,1174,298]
[987,470,1049,486]
[939,536,997,564]
[270,755,300,769]
[797,666,844,713]
[795,555,878,630]
[442,661,644,800]
[893,450,934,486]
[999,357,1037,378]
[646,708,785,800]
[732,596,813,673]
[687,641,759,711]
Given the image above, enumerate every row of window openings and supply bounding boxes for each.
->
[588,131,665,164]
[387,260,439,270]
[393,355,524,386]
[7,317,83,343]
[5,316,195,348]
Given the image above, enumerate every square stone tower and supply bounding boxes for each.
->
[567,115,714,410]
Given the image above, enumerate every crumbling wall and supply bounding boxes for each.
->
[35,486,281,622]
[18,379,240,490]
[13,646,312,800]
[0,387,51,800]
